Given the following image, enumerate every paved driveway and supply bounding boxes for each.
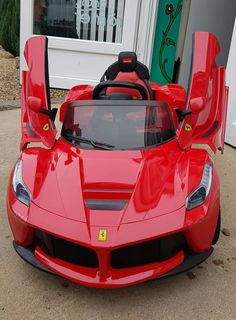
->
[0,109,235,320]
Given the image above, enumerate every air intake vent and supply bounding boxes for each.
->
[35,231,99,268]
[85,199,128,211]
[111,233,186,268]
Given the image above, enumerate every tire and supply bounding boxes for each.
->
[212,210,221,245]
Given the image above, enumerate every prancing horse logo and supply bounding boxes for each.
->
[99,230,107,241]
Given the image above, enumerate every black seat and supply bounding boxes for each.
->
[100,52,154,100]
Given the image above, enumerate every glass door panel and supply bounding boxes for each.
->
[34,0,126,43]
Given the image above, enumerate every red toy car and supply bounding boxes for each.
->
[7,32,228,288]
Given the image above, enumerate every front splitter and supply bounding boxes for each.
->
[157,247,214,279]
[13,241,214,285]
[13,241,55,275]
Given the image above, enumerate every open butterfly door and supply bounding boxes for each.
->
[178,32,229,154]
[21,36,57,150]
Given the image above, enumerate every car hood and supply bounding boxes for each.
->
[22,139,194,227]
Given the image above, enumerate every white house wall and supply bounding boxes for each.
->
[20,0,158,89]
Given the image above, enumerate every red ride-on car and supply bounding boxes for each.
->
[7,32,228,288]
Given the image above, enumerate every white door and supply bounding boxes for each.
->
[20,0,158,89]
[226,18,236,147]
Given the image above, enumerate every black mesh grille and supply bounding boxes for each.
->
[111,233,186,269]
[35,231,186,270]
[35,231,99,268]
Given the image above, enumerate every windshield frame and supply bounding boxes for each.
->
[61,100,176,151]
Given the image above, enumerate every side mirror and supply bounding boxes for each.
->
[28,96,43,113]
[27,96,58,122]
[189,97,206,114]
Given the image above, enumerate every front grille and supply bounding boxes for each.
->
[35,231,186,271]
[111,233,186,269]
[35,231,99,268]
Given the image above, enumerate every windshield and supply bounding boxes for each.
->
[61,101,176,150]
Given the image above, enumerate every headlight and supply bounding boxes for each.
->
[186,163,213,211]
[12,160,31,207]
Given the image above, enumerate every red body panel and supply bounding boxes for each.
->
[7,139,220,287]
[7,32,228,288]
[151,83,187,129]
[178,32,228,153]
[60,85,94,122]
[21,37,56,150]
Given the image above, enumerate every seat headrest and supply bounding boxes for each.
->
[102,52,150,82]
[118,52,137,72]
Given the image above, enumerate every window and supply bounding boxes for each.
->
[61,101,176,150]
[34,0,126,43]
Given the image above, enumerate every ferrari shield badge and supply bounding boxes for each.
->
[185,123,193,132]
[99,230,107,241]
[43,123,50,132]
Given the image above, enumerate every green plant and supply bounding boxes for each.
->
[0,0,20,57]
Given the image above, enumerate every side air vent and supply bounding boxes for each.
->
[85,199,128,211]
[35,230,99,268]
[111,233,186,269]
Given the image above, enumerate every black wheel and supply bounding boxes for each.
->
[212,210,221,245]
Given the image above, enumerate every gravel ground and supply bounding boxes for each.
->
[0,47,20,101]
[0,108,236,320]
[0,46,67,103]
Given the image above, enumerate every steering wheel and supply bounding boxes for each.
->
[93,81,148,100]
